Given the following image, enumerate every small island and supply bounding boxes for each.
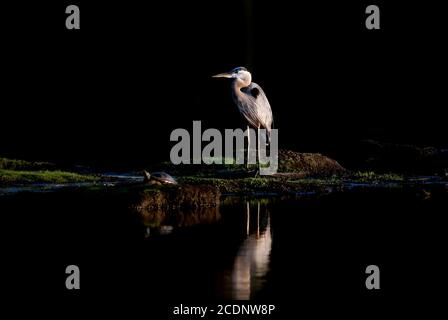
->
[3,144,446,210]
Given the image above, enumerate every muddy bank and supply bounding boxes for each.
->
[134,184,221,211]
[133,184,221,233]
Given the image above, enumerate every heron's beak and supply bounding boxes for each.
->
[212,72,233,78]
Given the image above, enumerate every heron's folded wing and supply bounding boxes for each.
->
[240,83,273,131]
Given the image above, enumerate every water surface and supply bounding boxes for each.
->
[1,183,447,309]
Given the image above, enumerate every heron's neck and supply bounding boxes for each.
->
[233,79,250,92]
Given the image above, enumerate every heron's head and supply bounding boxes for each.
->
[213,67,252,87]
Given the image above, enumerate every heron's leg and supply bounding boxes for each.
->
[246,201,250,236]
[257,201,260,238]
[257,126,261,170]
[246,125,250,169]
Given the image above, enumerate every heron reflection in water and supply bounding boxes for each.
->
[225,201,272,300]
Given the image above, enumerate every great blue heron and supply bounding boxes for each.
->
[213,67,273,168]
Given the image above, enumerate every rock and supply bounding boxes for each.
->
[142,170,178,185]
[278,150,345,176]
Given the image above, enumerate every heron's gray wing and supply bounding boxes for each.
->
[240,82,273,132]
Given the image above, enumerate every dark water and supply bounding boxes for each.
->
[1,183,447,316]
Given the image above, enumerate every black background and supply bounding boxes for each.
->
[1,0,446,169]
[1,1,447,318]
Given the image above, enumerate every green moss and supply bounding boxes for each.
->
[0,169,99,185]
[174,171,406,195]
[0,157,55,171]
[289,176,343,186]
[175,176,328,194]
[348,171,404,182]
